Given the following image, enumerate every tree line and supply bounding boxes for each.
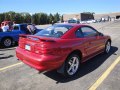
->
[0,11,63,25]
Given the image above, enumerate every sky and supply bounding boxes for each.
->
[0,0,120,15]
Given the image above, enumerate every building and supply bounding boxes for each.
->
[63,13,94,21]
[63,12,120,22]
[94,12,120,21]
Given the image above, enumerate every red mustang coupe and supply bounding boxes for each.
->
[16,24,111,77]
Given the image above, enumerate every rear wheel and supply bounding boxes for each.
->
[104,41,111,54]
[2,38,12,47]
[64,54,80,77]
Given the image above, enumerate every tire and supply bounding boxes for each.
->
[104,41,111,54]
[2,38,12,48]
[64,54,80,77]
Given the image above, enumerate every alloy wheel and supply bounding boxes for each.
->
[67,55,80,76]
[105,41,111,53]
[3,38,12,47]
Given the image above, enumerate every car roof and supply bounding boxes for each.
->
[13,24,20,26]
[13,23,27,26]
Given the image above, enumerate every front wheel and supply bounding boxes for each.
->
[104,41,111,54]
[64,54,80,77]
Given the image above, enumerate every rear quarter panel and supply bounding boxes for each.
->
[48,38,87,62]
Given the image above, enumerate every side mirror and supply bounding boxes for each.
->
[98,32,104,36]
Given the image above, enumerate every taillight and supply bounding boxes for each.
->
[34,44,54,55]
[18,37,26,48]
[19,42,25,48]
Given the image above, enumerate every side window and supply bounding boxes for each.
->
[13,26,19,30]
[75,29,83,38]
[21,25,28,31]
[81,27,97,37]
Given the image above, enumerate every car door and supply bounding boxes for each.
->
[80,26,103,57]
[12,25,21,41]
[20,24,28,34]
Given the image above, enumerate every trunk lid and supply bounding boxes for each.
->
[19,34,58,55]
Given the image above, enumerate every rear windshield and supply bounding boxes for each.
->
[35,24,73,38]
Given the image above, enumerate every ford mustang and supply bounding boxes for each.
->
[16,24,111,77]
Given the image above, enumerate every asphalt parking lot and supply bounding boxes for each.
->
[0,21,120,90]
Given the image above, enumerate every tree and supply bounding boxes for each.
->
[49,13,54,24]
[32,13,39,24]
[7,11,16,21]
[39,13,48,24]
[61,15,64,22]
[25,14,31,23]
[54,13,60,23]
[0,11,61,25]
[4,13,10,21]
[0,14,4,23]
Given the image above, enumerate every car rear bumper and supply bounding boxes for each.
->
[16,47,65,71]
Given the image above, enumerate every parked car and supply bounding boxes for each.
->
[68,19,80,24]
[0,24,27,47]
[16,24,111,77]
[96,19,102,23]
[86,19,96,23]
[80,20,87,24]
[0,23,41,47]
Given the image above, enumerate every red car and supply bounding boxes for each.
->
[16,24,111,77]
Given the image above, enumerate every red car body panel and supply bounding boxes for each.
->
[16,24,111,71]
[16,47,65,71]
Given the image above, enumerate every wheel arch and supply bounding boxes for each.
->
[67,49,83,62]
[57,49,83,74]
[1,36,14,41]
[57,49,82,75]
[107,39,111,44]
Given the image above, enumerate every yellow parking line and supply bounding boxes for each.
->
[0,62,23,71]
[89,56,120,90]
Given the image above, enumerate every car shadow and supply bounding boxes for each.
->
[44,46,118,83]
[0,47,16,51]
[0,53,4,55]
[0,43,18,49]
[0,55,14,60]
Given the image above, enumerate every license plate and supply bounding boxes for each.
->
[25,45,31,51]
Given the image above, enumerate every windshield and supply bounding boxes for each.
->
[35,24,73,38]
